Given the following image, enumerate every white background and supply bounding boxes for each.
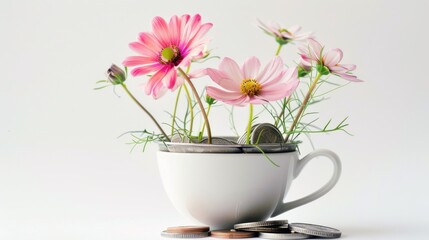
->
[1,0,429,239]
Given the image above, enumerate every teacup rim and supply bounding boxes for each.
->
[157,138,300,153]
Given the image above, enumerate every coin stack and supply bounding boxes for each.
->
[161,221,342,239]
[233,220,342,239]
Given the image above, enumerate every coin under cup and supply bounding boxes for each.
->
[210,229,257,239]
[166,226,210,233]
[234,220,289,230]
[161,230,209,238]
[259,232,310,240]
[289,223,341,238]
[240,225,290,233]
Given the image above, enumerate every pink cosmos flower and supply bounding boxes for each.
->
[257,19,313,44]
[205,56,299,106]
[123,14,213,98]
[299,39,362,82]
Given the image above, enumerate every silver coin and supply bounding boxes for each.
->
[289,223,341,238]
[236,134,246,145]
[240,224,290,233]
[199,137,237,145]
[161,230,209,238]
[250,123,283,144]
[234,220,288,230]
[170,134,191,143]
[259,232,310,240]
[237,124,260,144]
[163,142,243,153]
[241,143,297,153]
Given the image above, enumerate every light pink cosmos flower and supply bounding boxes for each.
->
[123,14,212,99]
[205,56,299,106]
[257,19,313,44]
[299,39,362,82]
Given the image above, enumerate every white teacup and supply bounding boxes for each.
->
[157,149,341,229]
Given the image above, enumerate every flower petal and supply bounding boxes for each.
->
[283,66,299,85]
[340,64,356,71]
[188,14,203,40]
[145,67,169,95]
[260,67,299,99]
[128,42,158,58]
[152,16,170,46]
[188,68,207,78]
[184,22,212,50]
[122,56,155,67]
[152,79,168,99]
[256,56,284,84]
[335,72,363,82]
[293,32,314,41]
[206,68,240,91]
[168,15,181,46]
[182,14,201,43]
[206,86,250,106]
[323,48,343,67]
[162,68,177,89]
[172,75,185,91]
[249,96,269,105]
[329,64,356,74]
[308,38,323,61]
[219,57,244,82]
[129,64,162,77]
[259,82,297,101]
[242,56,261,79]
[139,32,163,52]
[206,86,244,105]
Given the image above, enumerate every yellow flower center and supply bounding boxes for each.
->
[240,79,262,96]
[160,46,181,65]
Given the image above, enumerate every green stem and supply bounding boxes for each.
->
[246,103,254,144]
[275,44,283,56]
[177,67,212,144]
[183,84,194,136]
[120,83,170,142]
[200,104,212,137]
[170,86,183,136]
[274,43,286,128]
[284,73,322,143]
[274,97,291,127]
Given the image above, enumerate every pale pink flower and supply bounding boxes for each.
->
[123,14,212,98]
[257,19,313,45]
[206,56,299,106]
[299,39,362,82]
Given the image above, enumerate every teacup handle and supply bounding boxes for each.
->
[271,149,342,217]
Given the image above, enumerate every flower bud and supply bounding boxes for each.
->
[316,64,330,75]
[205,95,217,105]
[275,36,289,45]
[192,45,211,62]
[298,63,311,77]
[107,64,126,85]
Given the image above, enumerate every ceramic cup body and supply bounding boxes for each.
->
[157,149,341,229]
